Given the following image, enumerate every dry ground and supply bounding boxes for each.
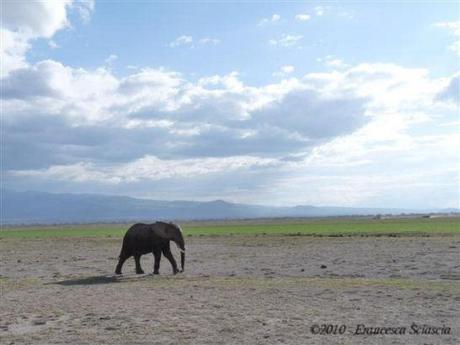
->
[1,235,459,344]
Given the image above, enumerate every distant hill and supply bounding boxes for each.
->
[1,189,458,225]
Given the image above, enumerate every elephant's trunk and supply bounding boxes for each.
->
[175,241,185,272]
[180,251,185,272]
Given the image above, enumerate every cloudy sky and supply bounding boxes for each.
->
[2,1,459,208]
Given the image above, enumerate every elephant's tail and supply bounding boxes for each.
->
[118,236,130,258]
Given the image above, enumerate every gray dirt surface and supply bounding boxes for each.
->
[1,235,459,345]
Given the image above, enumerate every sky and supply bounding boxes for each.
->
[1,1,459,208]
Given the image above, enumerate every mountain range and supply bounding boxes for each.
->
[2,189,458,225]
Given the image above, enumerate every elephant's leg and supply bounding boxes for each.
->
[162,247,179,274]
[153,250,161,275]
[134,254,144,274]
[115,254,129,274]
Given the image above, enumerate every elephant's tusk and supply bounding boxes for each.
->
[175,243,186,253]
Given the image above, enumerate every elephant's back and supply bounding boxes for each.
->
[125,223,156,241]
[122,223,156,254]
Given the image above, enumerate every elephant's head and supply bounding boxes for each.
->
[155,222,186,272]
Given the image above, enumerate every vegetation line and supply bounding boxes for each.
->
[0,217,458,239]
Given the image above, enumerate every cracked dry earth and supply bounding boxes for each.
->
[1,235,459,345]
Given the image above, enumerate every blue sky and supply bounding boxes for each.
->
[2,1,459,208]
[28,2,459,80]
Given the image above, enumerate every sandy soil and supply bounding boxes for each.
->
[1,235,459,345]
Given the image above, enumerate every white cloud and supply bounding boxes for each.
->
[105,54,118,66]
[0,0,94,77]
[197,71,243,91]
[2,59,119,124]
[1,2,458,207]
[317,55,350,69]
[326,59,348,68]
[313,6,354,19]
[198,37,221,45]
[3,60,371,175]
[269,34,303,47]
[437,73,459,104]
[2,0,72,38]
[273,65,295,77]
[295,14,311,21]
[3,45,458,205]
[169,36,220,48]
[169,35,193,48]
[12,155,277,184]
[259,14,281,26]
[268,166,459,208]
[0,29,30,75]
[314,6,326,16]
[435,21,460,36]
[48,40,59,49]
[73,0,95,24]
[281,65,295,74]
[4,61,449,143]
[434,21,460,56]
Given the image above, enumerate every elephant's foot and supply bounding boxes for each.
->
[153,270,159,275]
[173,268,179,275]
[136,269,145,274]
[115,270,122,275]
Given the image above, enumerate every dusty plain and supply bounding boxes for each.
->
[1,222,459,345]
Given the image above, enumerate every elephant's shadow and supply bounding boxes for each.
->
[51,275,121,286]
[50,273,182,286]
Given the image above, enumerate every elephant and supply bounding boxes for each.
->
[115,222,185,275]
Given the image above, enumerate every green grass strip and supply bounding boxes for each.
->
[1,217,459,239]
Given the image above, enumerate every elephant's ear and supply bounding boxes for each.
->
[153,222,172,239]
